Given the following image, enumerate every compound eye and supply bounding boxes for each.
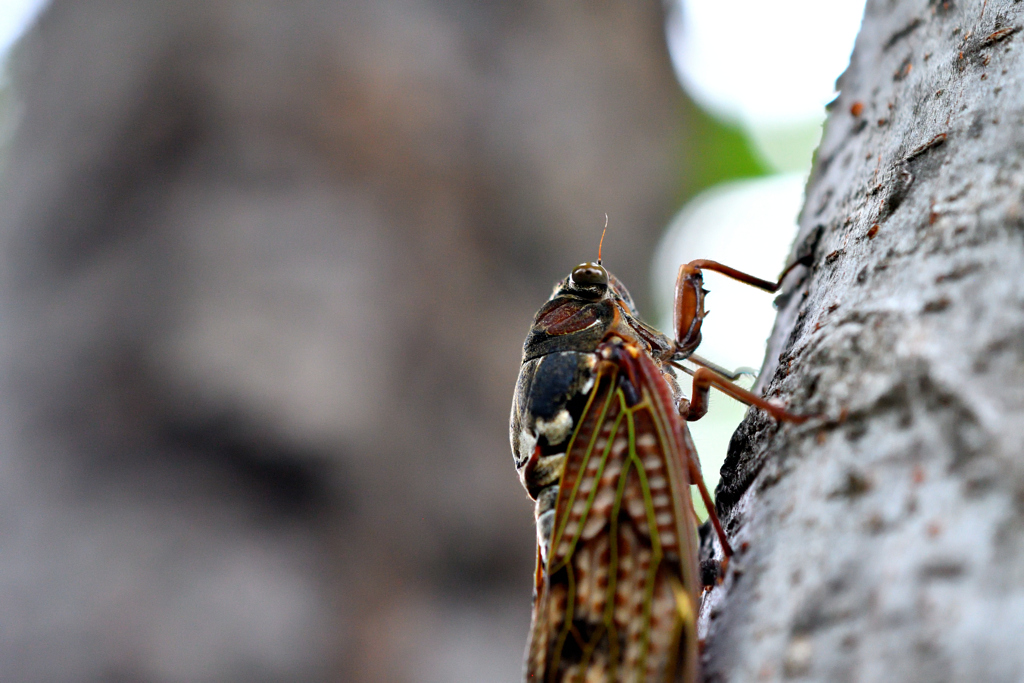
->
[570,263,608,289]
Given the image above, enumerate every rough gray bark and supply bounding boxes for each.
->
[701,1,1024,681]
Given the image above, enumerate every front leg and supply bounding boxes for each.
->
[672,256,813,356]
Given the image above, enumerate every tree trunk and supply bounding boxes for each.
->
[701,1,1024,681]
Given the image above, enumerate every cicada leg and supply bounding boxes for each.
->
[669,364,811,561]
[673,365,809,425]
[667,256,814,562]
[686,447,734,560]
[686,353,756,382]
[672,256,810,356]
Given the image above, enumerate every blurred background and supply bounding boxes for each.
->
[0,1,862,681]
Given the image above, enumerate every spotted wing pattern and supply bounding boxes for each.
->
[526,338,700,683]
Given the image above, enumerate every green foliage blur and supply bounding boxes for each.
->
[678,93,770,203]
[673,94,780,523]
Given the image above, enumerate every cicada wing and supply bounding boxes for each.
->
[526,340,700,683]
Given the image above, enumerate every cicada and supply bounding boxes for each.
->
[510,255,804,682]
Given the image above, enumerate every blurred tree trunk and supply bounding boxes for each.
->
[0,2,686,681]
[700,1,1024,681]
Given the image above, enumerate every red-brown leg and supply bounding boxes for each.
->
[669,256,813,559]
[687,453,734,558]
[684,259,780,292]
[673,366,810,559]
[672,256,811,356]
[678,366,809,424]
[686,255,811,293]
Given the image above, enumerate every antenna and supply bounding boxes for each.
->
[598,214,608,265]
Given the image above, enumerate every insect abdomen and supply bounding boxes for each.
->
[511,350,598,564]
[525,339,699,683]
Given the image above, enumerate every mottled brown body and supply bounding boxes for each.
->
[523,339,700,682]
[512,266,701,683]
[512,259,802,682]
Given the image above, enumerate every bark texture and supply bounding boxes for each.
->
[702,1,1024,681]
